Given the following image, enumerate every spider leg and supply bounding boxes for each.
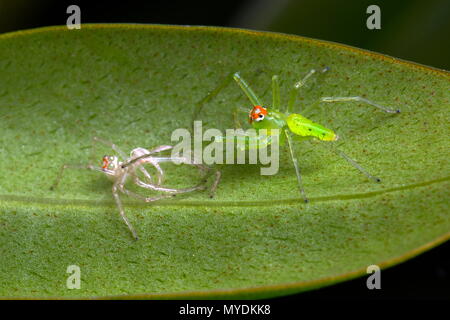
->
[287,67,328,114]
[210,170,221,197]
[172,151,222,198]
[136,165,155,185]
[50,163,100,190]
[187,160,222,198]
[233,107,244,129]
[135,159,165,186]
[112,178,139,240]
[203,166,221,198]
[213,131,274,150]
[124,145,174,167]
[132,177,206,194]
[316,141,381,182]
[272,75,281,111]
[119,183,176,202]
[128,149,221,198]
[125,146,177,185]
[320,96,400,113]
[131,154,216,196]
[191,71,265,126]
[232,72,263,106]
[192,71,236,125]
[284,130,309,203]
[92,136,128,159]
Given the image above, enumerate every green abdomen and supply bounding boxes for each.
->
[286,114,337,141]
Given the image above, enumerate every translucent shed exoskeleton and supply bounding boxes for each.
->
[50,137,220,240]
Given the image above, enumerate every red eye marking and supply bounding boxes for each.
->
[102,156,109,169]
[248,105,268,123]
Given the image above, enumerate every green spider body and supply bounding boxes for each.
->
[193,70,399,202]
[254,108,338,143]
[287,113,338,141]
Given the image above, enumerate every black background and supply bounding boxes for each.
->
[1,0,449,70]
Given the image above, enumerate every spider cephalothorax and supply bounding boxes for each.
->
[102,155,119,171]
[248,105,268,123]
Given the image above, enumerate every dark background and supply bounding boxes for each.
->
[1,0,449,300]
[1,0,449,70]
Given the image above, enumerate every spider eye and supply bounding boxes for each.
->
[102,156,109,169]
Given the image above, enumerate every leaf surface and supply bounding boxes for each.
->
[0,25,448,298]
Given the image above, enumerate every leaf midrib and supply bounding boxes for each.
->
[0,176,447,209]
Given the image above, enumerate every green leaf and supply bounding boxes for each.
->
[0,24,448,299]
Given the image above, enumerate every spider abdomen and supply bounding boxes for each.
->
[286,113,338,141]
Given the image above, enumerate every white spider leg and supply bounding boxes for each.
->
[126,156,157,186]
[50,163,101,190]
[132,153,208,194]
[128,157,165,186]
[129,151,219,196]
[133,177,206,194]
[209,169,221,198]
[124,146,174,168]
[127,147,173,185]
[93,136,128,159]
[127,162,164,186]
[145,146,173,186]
[188,161,221,198]
[112,171,139,240]
[119,184,176,202]
[126,156,206,196]
[134,165,155,185]
[128,156,165,187]
[162,151,222,198]
[146,145,174,154]
[146,159,165,186]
